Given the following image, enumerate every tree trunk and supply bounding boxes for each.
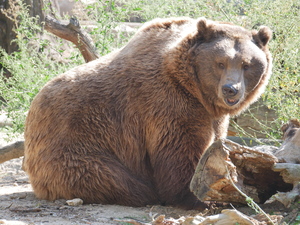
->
[24,0,45,24]
[0,0,44,54]
[0,0,17,54]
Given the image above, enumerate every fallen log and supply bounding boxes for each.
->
[0,141,24,164]
[190,139,293,204]
[274,119,300,163]
[190,119,300,206]
[273,163,300,185]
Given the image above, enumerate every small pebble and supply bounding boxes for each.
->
[66,198,83,206]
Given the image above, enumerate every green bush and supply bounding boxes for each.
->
[0,1,83,136]
[0,0,299,141]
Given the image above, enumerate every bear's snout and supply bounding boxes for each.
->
[221,84,241,106]
[222,84,238,97]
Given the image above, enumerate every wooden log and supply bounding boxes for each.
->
[190,139,293,204]
[274,119,300,163]
[44,15,99,63]
[272,163,300,186]
[0,141,24,164]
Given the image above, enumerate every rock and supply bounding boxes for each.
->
[66,198,83,206]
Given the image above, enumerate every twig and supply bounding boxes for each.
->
[113,218,150,225]
[10,207,41,213]
[225,166,276,225]
[4,203,13,209]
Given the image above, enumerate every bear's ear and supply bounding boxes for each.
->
[196,17,214,40]
[255,26,272,46]
[197,17,208,31]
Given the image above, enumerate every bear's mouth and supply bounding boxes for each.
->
[225,98,239,106]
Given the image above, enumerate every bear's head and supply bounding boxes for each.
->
[189,18,272,116]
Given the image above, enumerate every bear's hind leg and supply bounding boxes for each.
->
[28,153,159,207]
[78,156,160,206]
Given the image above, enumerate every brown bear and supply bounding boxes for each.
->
[23,17,272,209]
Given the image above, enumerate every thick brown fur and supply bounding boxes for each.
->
[23,17,272,209]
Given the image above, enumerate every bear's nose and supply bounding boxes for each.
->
[222,84,238,97]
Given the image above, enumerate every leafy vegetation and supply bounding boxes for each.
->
[0,0,299,140]
[0,0,84,136]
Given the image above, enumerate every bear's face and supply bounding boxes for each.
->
[190,19,272,112]
[195,37,268,109]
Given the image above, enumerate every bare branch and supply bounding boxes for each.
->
[0,141,24,164]
[44,15,99,63]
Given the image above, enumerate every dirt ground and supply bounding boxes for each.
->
[0,133,299,225]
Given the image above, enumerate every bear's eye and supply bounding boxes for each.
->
[218,63,225,69]
[243,65,249,70]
